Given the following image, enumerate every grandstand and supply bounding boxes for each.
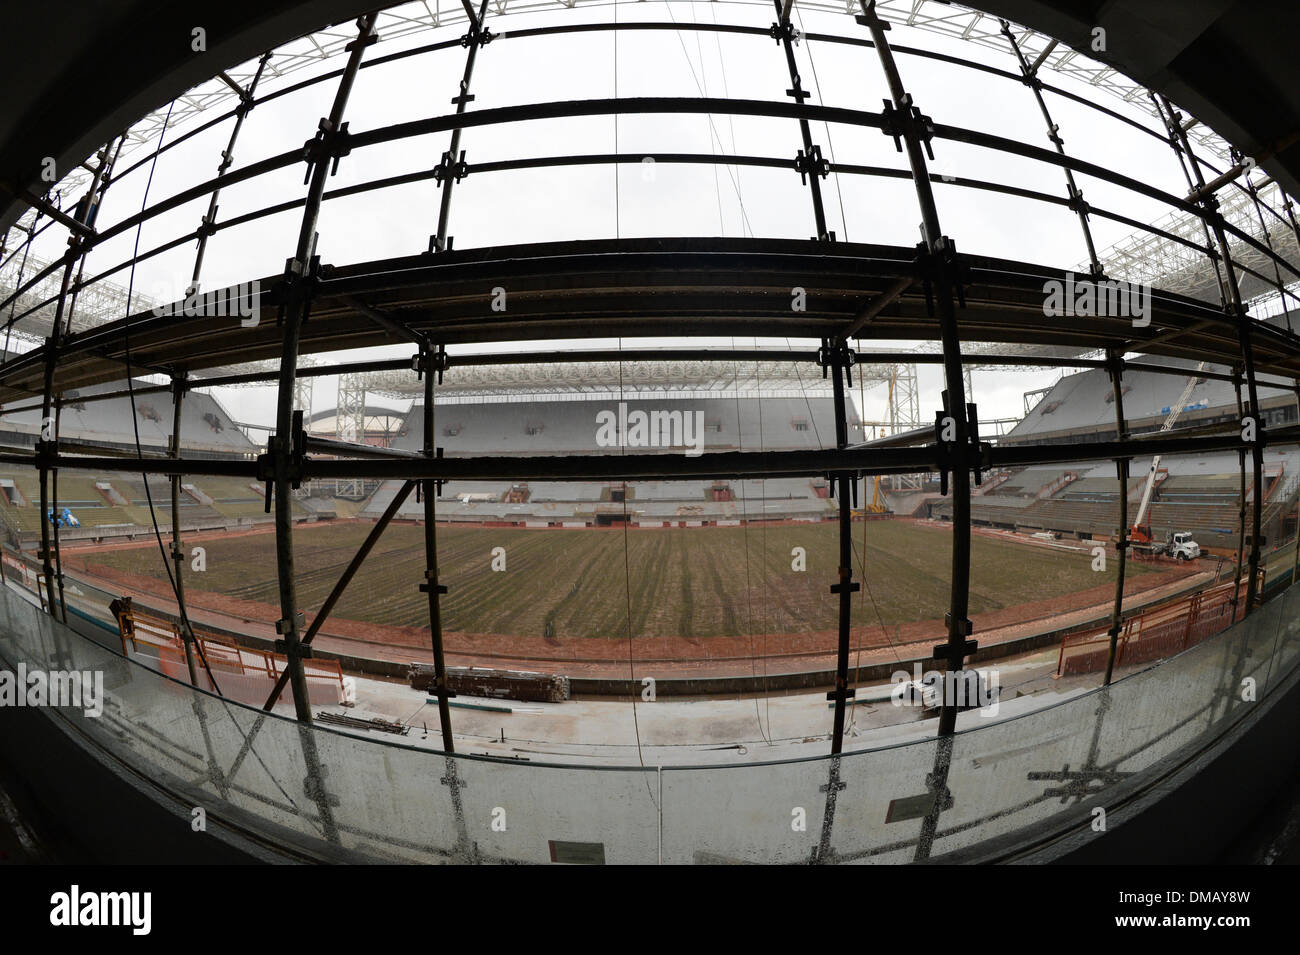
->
[1001,359,1298,447]
[0,379,312,543]
[934,363,1300,551]
[361,396,855,524]
[0,377,255,456]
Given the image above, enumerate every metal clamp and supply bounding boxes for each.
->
[794,145,831,184]
[302,118,352,181]
[913,236,969,314]
[880,96,936,160]
[434,149,469,185]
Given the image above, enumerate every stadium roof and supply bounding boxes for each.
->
[2,237,1298,408]
[5,0,1300,241]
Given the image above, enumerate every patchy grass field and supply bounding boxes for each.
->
[79,519,1151,640]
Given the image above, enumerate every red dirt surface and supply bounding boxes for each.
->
[63,544,1202,679]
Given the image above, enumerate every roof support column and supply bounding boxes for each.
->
[1158,94,1264,616]
[38,138,115,618]
[1231,371,1247,623]
[169,372,199,686]
[190,53,272,290]
[418,346,455,754]
[267,11,376,727]
[999,21,1102,276]
[261,12,375,846]
[1103,353,1129,685]
[431,0,492,253]
[822,340,860,757]
[858,0,978,861]
[772,0,832,241]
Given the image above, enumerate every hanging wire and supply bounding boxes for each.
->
[116,102,305,820]
[797,5,850,241]
[731,337,771,744]
[664,0,755,237]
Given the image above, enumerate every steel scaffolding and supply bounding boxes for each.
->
[0,0,1297,865]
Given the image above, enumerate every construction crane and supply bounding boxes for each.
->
[866,369,901,514]
[1129,363,1208,559]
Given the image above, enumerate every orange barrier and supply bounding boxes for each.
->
[119,607,345,705]
[1056,572,1262,677]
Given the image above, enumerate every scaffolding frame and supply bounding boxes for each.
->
[0,0,1297,865]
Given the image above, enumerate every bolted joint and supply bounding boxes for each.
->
[880,97,936,160]
[276,252,321,309]
[275,610,307,637]
[343,25,380,53]
[793,145,831,184]
[1065,183,1091,218]
[461,24,495,47]
[769,20,797,44]
[913,236,969,314]
[302,119,353,180]
[433,149,469,185]
[414,345,451,385]
[816,339,856,372]
[195,212,219,241]
[944,613,975,638]
[32,438,57,471]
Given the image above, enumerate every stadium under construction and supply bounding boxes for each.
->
[0,0,1299,872]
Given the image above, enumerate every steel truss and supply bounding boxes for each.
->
[0,0,1298,865]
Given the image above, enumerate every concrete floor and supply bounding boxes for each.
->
[327,646,1112,765]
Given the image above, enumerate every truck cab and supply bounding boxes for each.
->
[1166,531,1200,560]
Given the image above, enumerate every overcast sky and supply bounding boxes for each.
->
[23,0,1210,437]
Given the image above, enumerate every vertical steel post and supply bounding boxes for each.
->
[271,13,376,724]
[38,143,114,618]
[49,403,67,623]
[1159,94,1264,615]
[1103,353,1128,685]
[858,0,974,732]
[825,341,858,755]
[998,21,1101,275]
[858,0,975,862]
[773,0,832,239]
[432,0,491,252]
[191,53,272,289]
[1231,372,1247,622]
[1294,380,1300,588]
[170,373,199,685]
[420,348,455,753]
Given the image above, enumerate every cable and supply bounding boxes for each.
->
[709,3,753,238]
[615,331,655,800]
[731,337,770,744]
[664,0,755,238]
[116,103,306,819]
[797,6,850,241]
[690,3,725,234]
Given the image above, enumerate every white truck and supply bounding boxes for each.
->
[1150,531,1201,561]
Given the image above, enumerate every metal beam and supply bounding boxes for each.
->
[420,348,455,753]
[1103,354,1128,685]
[261,480,417,709]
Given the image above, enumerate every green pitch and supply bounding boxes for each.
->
[81,520,1152,640]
